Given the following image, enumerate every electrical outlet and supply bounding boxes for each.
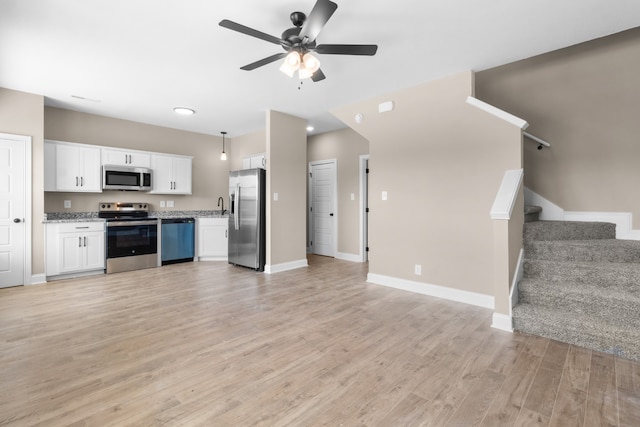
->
[64,200,71,209]
[273,192,279,201]
[167,200,174,208]
[351,193,355,201]
[415,264,422,275]
[160,201,166,208]
[382,191,388,201]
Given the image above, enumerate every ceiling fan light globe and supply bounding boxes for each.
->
[280,51,301,77]
[279,61,297,77]
[298,67,313,79]
[302,53,320,73]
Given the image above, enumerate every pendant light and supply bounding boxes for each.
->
[220,131,227,161]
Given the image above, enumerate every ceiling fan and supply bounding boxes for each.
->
[219,0,378,82]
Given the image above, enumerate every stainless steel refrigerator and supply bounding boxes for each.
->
[228,168,266,271]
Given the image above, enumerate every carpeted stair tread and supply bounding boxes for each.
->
[525,239,640,263]
[518,278,640,327]
[513,303,640,361]
[524,259,640,286]
[524,220,616,242]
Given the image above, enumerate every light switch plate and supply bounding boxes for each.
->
[167,200,174,208]
[64,200,71,208]
[160,201,166,208]
[382,191,388,201]
[273,192,279,201]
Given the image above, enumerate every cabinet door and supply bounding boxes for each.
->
[150,154,174,193]
[55,144,83,191]
[84,231,105,270]
[59,232,85,273]
[197,219,228,259]
[102,148,151,167]
[150,154,192,194]
[250,154,266,169]
[55,144,101,192]
[80,147,102,191]
[173,156,192,194]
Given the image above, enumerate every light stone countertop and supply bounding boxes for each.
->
[43,210,228,223]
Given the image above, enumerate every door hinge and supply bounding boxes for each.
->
[310,206,313,212]
[309,172,312,178]
[366,246,369,252]
[366,168,369,174]
[310,240,312,246]
[366,208,369,213]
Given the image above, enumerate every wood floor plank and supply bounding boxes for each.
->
[481,335,548,426]
[1,256,639,426]
[520,340,569,419]
[585,352,618,427]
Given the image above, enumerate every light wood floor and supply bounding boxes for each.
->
[1,255,639,426]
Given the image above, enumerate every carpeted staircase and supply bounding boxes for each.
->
[513,216,640,361]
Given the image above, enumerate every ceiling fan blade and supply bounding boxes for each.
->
[240,53,287,71]
[298,0,338,42]
[219,19,283,45]
[311,68,326,82]
[315,44,378,55]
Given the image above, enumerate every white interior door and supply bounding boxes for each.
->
[310,161,336,257]
[0,135,26,288]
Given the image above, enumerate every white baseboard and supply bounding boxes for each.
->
[366,273,494,309]
[524,187,640,240]
[197,256,228,262]
[335,252,362,263]
[492,313,513,332]
[563,211,640,240]
[265,258,308,274]
[524,187,564,220]
[30,273,47,285]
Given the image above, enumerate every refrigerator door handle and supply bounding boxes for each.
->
[234,184,240,230]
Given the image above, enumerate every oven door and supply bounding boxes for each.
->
[106,220,158,258]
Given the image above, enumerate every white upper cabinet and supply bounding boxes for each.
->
[44,140,102,192]
[101,148,150,167]
[242,153,266,169]
[149,153,192,194]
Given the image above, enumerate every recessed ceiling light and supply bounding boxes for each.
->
[173,107,195,115]
[306,126,314,132]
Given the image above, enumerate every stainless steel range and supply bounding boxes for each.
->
[99,202,158,274]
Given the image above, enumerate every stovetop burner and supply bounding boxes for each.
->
[98,202,150,220]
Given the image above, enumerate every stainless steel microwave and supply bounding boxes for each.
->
[102,165,152,191]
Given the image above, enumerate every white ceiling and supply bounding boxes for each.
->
[1,0,639,137]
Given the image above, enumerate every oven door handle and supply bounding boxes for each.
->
[106,220,159,227]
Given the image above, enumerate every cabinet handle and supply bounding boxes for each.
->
[80,176,84,187]
[84,236,87,247]
[225,229,227,238]
[78,236,82,247]
[76,176,79,187]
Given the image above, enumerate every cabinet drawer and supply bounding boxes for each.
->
[57,222,105,233]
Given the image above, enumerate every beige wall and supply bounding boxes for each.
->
[0,88,45,276]
[308,128,369,257]
[332,71,523,298]
[266,110,307,267]
[229,129,266,171]
[476,27,640,228]
[44,107,229,212]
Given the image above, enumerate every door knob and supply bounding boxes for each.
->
[329,213,334,216]
[13,218,22,223]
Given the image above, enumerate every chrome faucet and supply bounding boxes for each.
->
[217,196,226,215]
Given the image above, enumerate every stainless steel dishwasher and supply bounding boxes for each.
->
[161,218,195,265]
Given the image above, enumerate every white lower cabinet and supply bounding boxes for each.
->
[46,222,105,278]
[197,218,228,261]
